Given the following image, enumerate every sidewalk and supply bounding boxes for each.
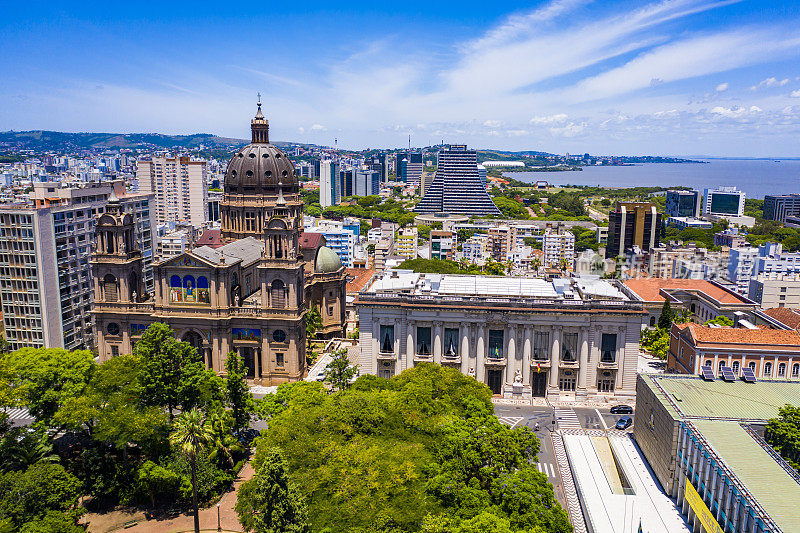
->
[85,463,254,533]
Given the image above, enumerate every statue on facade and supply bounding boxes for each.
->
[132,291,137,303]
[514,369,523,383]
[467,367,476,378]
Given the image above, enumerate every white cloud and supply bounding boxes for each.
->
[530,114,568,124]
[716,82,729,91]
[751,77,791,90]
[310,124,326,131]
[483,119,503,127]
[550,122,588,137]
[791,89,800,98]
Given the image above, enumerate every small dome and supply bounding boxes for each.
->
[315,246,342,273]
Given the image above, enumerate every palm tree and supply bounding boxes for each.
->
[206,411,243,470]
[531,257,541,273]
[170,409,213,533]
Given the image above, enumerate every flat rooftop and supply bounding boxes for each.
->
[622,278,751,305]
[642,374,800,421]
[691,420,800,533]
[365,270,631,301]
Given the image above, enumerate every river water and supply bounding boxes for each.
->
[506,159,800,199]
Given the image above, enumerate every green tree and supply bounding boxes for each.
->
[704,315,733,327]
[170,409,214,533]
[657,299,674,330]
[135,323,213,420]
[306,305,323,340]
[225,352,255,432]
[2,348,95,427]
[324,348,359,391]
[765,404,800,470]
[135,460,181,507]
[206,410,244,470]
[0,463,82,529]
[0,428,57,473]
[236,447,310,533]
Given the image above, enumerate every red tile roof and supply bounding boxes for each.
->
[762,307,800,331]
[623,278,750,304]
[300,232,324,250]
[345,268,375,294]
[676,322,800,347]
[196,229,224,249]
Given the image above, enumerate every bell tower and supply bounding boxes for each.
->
[92,191,144,304]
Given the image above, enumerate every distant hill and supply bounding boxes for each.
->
[0,130,248,152]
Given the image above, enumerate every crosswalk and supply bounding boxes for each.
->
[555,408,582,430]
[497,416,524,428]
[536,462,558,479]
[2,407,32,422]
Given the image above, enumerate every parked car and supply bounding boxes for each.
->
[610,405,633,415]
[615,416,633,430]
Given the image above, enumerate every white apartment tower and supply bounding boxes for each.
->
[137,156,207,227]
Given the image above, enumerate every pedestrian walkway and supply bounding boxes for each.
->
[2,407,32,422]
[555,408,581,430]
[551,431,587,533]
[536,462,558,479]
[497,416,524,428]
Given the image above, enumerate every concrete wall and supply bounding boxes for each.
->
[633,375,680,495]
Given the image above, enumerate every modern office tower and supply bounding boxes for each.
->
[415,145,501,216]
[319,160,338,208]
[477,164,487,186]
[727,246,760,294]
[370,154,387,182]
[488,225,518,262]
[605,202,662,259]
[543,228,576,268]
[430,230,455,261]
[207,190,222,223]
[0,181,154,351]
[420,172,434,197]
[355,169,380,197]
[665,189,701,218]
[395,227,418,260]
[396,151,423,184]
[338,168,354,198]
[763,193,800,222]
[137,155,208,227]
[703,186,745,217]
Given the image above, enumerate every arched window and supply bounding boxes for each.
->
[170,275,182,287]
[271,279,286,308]
[718,361,725,374]
[103,274,118,302]
[793,363,799,378]
[649,316,656,327]
[106,231,115,253]
[764,362,773,377]
[778,362,786,377]
[748,361,756,370]
[705,360,712,368]
[183,275,196,302]
[197,276,210,304]
[732,361,740,374]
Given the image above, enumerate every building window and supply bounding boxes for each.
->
[704,360,712,367]
[732,361,740,374]
[106,322,120,336]
[276,352,284,367]
[562,333,578,362]
[488,329,504,359]
[380,325,394,354]
[778,362,786,377]
[718,361,725,375]
[749,361,756,371]
[534,331,550,360]
[328,305,334,316]
[559,369,576,391]
[443,328,459,356]
[792,363,799,378]
[764,362,773,377]
[416,326,431,355]
[601,333,617,363]
[272,329,286,343]
[110,345,119,357]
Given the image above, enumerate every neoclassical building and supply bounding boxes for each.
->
[356,271,645,399]
[92,104,346,384]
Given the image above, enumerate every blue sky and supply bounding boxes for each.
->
[2,0,800,156]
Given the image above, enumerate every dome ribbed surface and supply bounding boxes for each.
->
[224,143,298,194]
[315,246,342,273]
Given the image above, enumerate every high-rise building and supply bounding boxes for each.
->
[665,190,701,218]
[207,190,223,223]
[477,164,487,186]
[319,160,338,208]
[0,181,154,351]
[137,155,207,227]
[415,145,501,217]
[488,225,518,262]
[543,228,575,269]
[703,186,745,217]
[338,168,354,198]
[606,202,661,259]
[395,227,418,260]
[763,193,800,222]
[355,169,380,197]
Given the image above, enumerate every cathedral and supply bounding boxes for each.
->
[92,103,347,384]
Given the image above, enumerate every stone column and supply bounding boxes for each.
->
[254,347,261,380]
[372,320,380,357]
[549,327,561,389]
[522,326,532,386]
[578,328,589,392]
[406,321,414,371]
[461,324,471,375]
[394,319,401,356]
[506,325,516,387]
[476,324,486,383]
[588,326,601,394]
[433,321,442,363]
[615,326,626,391]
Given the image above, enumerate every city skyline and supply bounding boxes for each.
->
[3,0,800,156]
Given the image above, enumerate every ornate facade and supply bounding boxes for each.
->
[92,104,346,384]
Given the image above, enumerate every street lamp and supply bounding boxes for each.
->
[217,503,221,532]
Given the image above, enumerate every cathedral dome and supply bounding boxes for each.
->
[315,246,342,273]
[224,102,298,195]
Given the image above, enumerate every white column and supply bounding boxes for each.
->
[461,324,470,375]
[433,321,442,363]
[506,324,516,387]
[476,324,486,383]
[406,321,414,370]
[578,328,589,390]
[549,327,561,389]
[615,326,626,391]
[522,326,532,386]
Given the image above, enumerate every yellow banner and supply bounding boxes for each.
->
[684,479,724,533]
